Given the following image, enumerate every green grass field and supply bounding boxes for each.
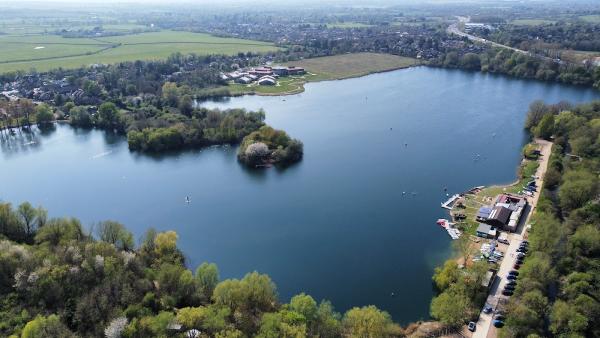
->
[0,30,279,73]
[226,53,419,96]
[510,19,556,26]
[285,53,418,80]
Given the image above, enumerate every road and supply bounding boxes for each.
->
[447,17,558,64]
[472,139,553,338]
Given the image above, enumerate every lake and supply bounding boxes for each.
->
[2,67,599,323]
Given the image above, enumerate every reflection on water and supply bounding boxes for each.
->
[3,68,600,324]
[0,125,49,157]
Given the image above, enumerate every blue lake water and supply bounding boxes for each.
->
[1,67,599,323]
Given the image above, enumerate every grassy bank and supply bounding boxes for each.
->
[227,53,419,96]
[448,142,541,236]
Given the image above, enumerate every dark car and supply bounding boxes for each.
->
[506,275,517,280]
[521,240,529,244]
[517,248,528,253]
[493,320,505,328]
[483,305,493,314]
[468,321,476,332]
[494,314,506,321]
[513,263,521,270]
[502,289,514,296]
[509,270,519,276]
[504,284,516,291]
[506,280,517,286]
[517,252,526,258]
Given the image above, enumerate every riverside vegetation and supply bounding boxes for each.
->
[1,81,302,163]
[428,100,600,337]
[0,202,406,338]
[501,100,600,337]
[237,126,303,167]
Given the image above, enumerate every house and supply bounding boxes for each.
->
[287,66,306,75]
[235,76,253,84]
[476,223,497,239]
[476,206,492,222]
[487,206,512,228]
[493,194,528,232]
[272,66,289,76]
[249,67,273,76]
[257,76,277,86]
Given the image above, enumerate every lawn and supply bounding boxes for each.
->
[225,53,419,96]
[285,53,418,80]
[0,30,279,73]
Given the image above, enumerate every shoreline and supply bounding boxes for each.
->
[434,138,552,337]
[245,64,420,97]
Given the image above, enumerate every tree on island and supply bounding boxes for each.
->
[237,126,303,167]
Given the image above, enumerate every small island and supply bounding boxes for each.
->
[237,126,303,167]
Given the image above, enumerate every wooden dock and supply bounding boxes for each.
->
[441,194,461,210]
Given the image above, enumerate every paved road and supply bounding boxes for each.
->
[447,18,558,64]
[472,139,553,338]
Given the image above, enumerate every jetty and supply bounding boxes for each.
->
[436,219,461,240]
[441,194,461,210]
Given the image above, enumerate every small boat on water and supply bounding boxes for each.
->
[185,196,191,203]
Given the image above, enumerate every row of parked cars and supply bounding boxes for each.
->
[495,240,529,328]
[467,240,530,332]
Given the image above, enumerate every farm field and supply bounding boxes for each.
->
[0,30,279,73]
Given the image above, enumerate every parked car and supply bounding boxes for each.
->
[506,280,517,286]
[509,270,519,276]
[494,314,506,321]
[468,321,476,332]
[517,252,526,258]
[513,263,521,270]
[521,240,529,244]
[506,275,517,280]
[502,289,514,296]
[504,284,515,291]
[493,320,505,328]
[517,247,528,253]
[483,305,493,314]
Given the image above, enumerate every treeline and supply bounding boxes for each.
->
[433,48,600,88]
[63,82,278,153]
[500,100,600,337]
[428,236,489,328]
[0,202,409,337]
[0,99,56,134]
[486,22,600,52]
